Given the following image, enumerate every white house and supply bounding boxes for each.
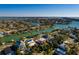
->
[38,38,46,42]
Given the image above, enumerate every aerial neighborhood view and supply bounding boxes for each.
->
[0,4,79,55]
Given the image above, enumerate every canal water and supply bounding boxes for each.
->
[54,21,79,29]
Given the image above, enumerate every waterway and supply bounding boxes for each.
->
[54,21,79,29]
[1,21,79,42]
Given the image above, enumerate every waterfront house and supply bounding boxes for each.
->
[26,39,36,47]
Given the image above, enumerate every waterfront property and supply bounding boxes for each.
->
[0,17,79,55]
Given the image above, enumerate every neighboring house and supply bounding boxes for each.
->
[35,38,47,45]
[0,32,4,37]
[19,40,26,51]
[54,43,66,55]
[70,33,77,39]
[4,30,17,35]
[0,47,15,55]
[69,33,78,42]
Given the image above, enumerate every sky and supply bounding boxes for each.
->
[0,4,79,17]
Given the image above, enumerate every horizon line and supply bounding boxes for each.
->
[0,16,79,17]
